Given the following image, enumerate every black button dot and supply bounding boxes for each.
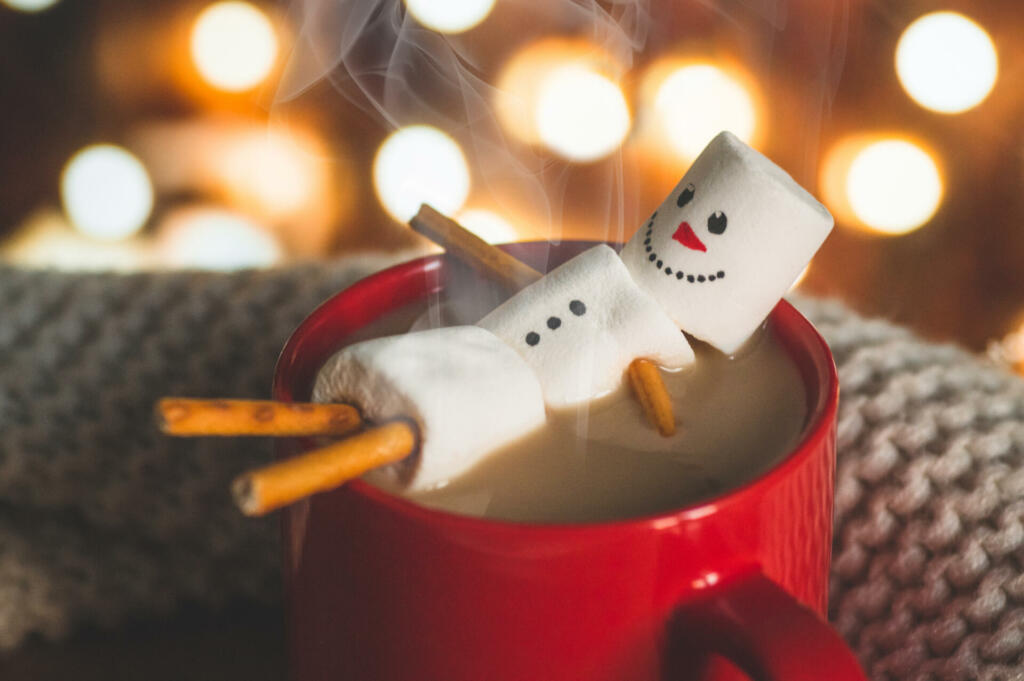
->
[717,271,725,278]
[664,267,672,275]
[644,238,650,245]
[656,260,663,268]
[708,275,716,281]
[547,316,561,330]
[697,275,705,282]
[569,299,586,316]
[687,275,695,282]
[526,332,540,346]
[676,271,685,280]
[649,254,657,262]
[646,246,652,252]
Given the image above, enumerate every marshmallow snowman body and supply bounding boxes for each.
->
[478,244,694,409]
[312,326,546,491]
[621,131,834,354]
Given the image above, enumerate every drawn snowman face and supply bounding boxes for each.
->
[621,131,834,354]
[637,181,731,285]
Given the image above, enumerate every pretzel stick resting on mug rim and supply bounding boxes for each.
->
[410,204,676,436]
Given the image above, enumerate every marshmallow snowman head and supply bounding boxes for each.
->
[621,131,834,354]
[478,244,694,409]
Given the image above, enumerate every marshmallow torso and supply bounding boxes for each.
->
[478,244,694,408]
[621,131,834,353]
[312,326,546,491]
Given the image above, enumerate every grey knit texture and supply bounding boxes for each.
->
[1,263,1023,681]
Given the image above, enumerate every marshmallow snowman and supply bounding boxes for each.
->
[313,326,546,491]
[478,244,694,409]
[621,131,834,354]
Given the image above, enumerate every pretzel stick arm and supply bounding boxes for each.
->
[627,359,676,437]
[232,420,418,516]
[157,399,362,437]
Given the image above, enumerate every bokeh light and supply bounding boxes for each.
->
[0,210,153,271]
[534,65,630,162]
[215,127,325,219]
[456,209,519,244]
[650,62,757,161]
[896,12,997,114]
[1,0,59,12]
[403,0,494,34]
[847,140,942,235]
[496,38,625,150]
[157,207,282,270]
[191,1,278,92]
[373,125,470,222]
[60,145,154,241]
[823,136,943,236]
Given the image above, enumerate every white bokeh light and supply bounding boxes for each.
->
[846,139,942,235]
[0,210,153,271]
[896,12,998,114]
[457,209,519,244]
[653,64,757,161]
[60,145,154,241]
[535,65,630,162]
[403,0,495,34]
[373,125,470,222]
[191,1,278,92]
[216,128,321,218]
[158,208,282,270]
[2,0,59,12]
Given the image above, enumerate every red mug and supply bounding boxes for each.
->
[274,241,867,681]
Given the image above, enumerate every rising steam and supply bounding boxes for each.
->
[276,0,651,243]
[275,0,849,241]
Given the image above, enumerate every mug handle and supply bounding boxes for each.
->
[667,569,866,681]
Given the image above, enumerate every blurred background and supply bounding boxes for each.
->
[0,0,1021,368]
[0,2,1022,677]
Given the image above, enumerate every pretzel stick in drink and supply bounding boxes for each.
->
[157,399,362,437]
[410,204,676,436]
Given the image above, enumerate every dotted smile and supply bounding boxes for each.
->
[642,213,725,284]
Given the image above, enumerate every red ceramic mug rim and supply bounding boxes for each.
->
[273,244,839,534]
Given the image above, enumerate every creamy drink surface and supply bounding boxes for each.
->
[326,270,807,523]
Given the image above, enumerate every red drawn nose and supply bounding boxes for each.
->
[672,221,706,252]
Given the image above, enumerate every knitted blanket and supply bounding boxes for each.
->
[1,261,1023,681]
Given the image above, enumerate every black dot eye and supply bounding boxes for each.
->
[707,211,727,235]
[526,332,540,346]
[676,183,695,208]
[569,300,586,316]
